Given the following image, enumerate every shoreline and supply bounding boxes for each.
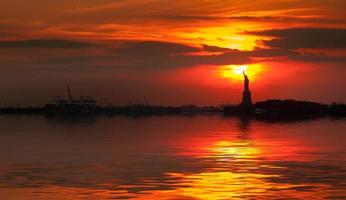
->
[0,99,345,122]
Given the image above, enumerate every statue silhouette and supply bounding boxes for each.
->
[241,70,253,106]
[243,70,249,91]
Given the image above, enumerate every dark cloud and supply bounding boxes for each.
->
[0,39,100,48]
[6,40,343,73]
[243,47,346,63]
[34,41,346,71]
[159,15,346,24]
[201,45,346,63]
[21,41,250,71]
[287,53,346,63]
[248,28,346,49]
[115,41,199,55]
[113,41,251,69]
[202,44,234,52]
[0,31,11,37]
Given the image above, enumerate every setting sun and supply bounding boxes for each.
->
[233,65,248,75]
[219,64,264,82]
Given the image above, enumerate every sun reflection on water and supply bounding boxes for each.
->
[132,139,330,200]
[1,117,346,200]
[208,140,261,159]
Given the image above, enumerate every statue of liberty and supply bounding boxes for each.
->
[241,70,253,106]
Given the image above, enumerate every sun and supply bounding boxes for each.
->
[233,65,248,75]
[219,64,263,82]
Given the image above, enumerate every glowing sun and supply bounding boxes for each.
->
[233,65,248,75]
[219,64,263,82]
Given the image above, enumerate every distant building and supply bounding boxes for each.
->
[241,71,253,106]
[45,86,98,113]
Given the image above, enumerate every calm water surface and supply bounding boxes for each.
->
[0,115,345,199]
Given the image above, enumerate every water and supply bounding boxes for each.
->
[0,115,345,199]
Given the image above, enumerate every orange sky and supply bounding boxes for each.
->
[0,0,345,105]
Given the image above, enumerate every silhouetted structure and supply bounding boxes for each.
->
[328,103,346,117]
[0,85,345,119]
[254,99,329,121]
[241,71,253,106]
[45,86,98,114]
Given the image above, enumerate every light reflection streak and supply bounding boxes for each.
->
[128,139,331,200]
[0,118,346,199]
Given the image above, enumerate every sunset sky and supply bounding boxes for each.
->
[0,0,345,106]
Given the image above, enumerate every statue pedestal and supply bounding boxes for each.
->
[241,90,253,106]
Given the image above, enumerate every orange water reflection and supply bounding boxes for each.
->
[133,138,327,199]
[0,117,345,199]
[209,140,261,159]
